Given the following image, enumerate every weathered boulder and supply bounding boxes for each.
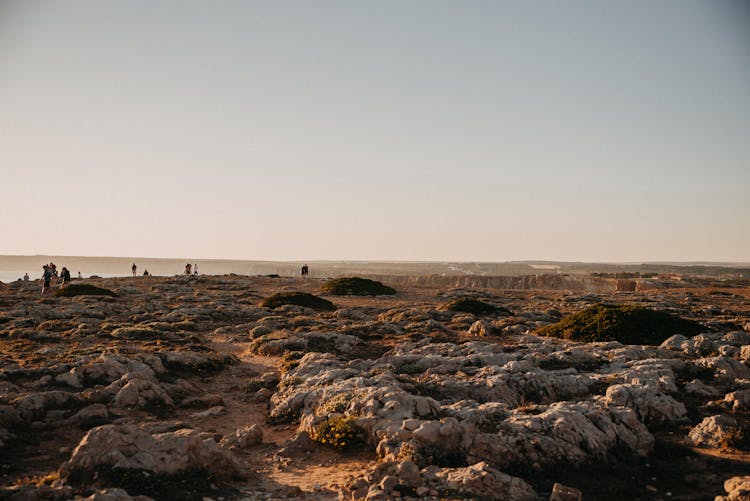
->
[11,391,80,422]
[601,384,687,424]
[340,460,535,501]
[688,414,741,448]
[68,404,110,428]
[110,374,174,410]
[716,475,750,501]
[468,320,493,337]
[220,424,263,449]
[161,350,236,373]
[696,357,750,382]
[660,334,687,351]
[59,424,243,483]
[56,353,165,389]
[423,461,536,501]
[463,401,654,469]
[722,331,750,347]
[720,389,750,413]
[550,483,583,501]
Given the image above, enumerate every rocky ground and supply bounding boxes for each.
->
[1,275,749,501]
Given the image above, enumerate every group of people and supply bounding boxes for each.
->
[131,263,150,276]
[40,262,72,295]
[130,262,198,277]
[301,263,309,277]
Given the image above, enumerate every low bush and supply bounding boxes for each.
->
[321,277,396,296]
[260,292,336,311]
[440,297,511,316]
[314,415,361,450]
[536,303,703,345]
[56,284,116,297]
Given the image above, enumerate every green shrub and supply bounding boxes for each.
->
[56,284,116,297]
[440,297,511,316]
[396,440,466,468]
[314,416,360,450]
[260,292,336,311]
[536,303,703,345]
[321,277,396,296]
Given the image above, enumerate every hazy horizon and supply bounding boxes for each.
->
[2,253,749,267]
[2,1,749,262]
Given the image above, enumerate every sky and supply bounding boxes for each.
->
[1,1,748,262]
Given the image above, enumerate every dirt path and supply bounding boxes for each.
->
[201,338,375,499]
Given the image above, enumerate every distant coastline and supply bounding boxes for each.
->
[1,254,748,283]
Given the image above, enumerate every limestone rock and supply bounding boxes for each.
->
[424,461,537,501]
[110,374,174,410]
[721,389,750,413]
[468,320,493,337]
[602,383,687,424]
[716,475,750,501]
[68,404,110,428]
[688,415,740,448]
[550,482,583,501]
[59,424,243,483]
[220,424,263,449]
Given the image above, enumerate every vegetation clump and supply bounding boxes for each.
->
[440,297,511,316]
[536,303,703,345]
[321,277,396,296]
[314,415,361,450]
[56,284,116,297]
[260,292,336,311]
[317,391,359,414]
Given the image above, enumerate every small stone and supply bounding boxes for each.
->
[550,483,582,501]
[190,406,226,419]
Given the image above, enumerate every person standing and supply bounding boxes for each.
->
[23,273,29,282]
[132,263,137,277]
[60,267,71,288]
[41,265,52,295]
[194,264,198,275]
[185,263,192,275]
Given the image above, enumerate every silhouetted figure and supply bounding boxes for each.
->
[132,263,137,277]
[23,273,29,282]
[194,264,198,275]
[78,271,82,279]
[301,264,309,277]
[185,263,192,275]
[41,265,52,295]
[60,267,71,287]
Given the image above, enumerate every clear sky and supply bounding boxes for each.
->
[1,1,748,262]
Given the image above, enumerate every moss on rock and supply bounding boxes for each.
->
[536,303,703,345]
[321,277,396,296]
[260,292,336,311]
[56,284,116,297]
[440,297,511,316]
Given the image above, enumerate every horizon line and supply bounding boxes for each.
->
[1,253,749,267]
